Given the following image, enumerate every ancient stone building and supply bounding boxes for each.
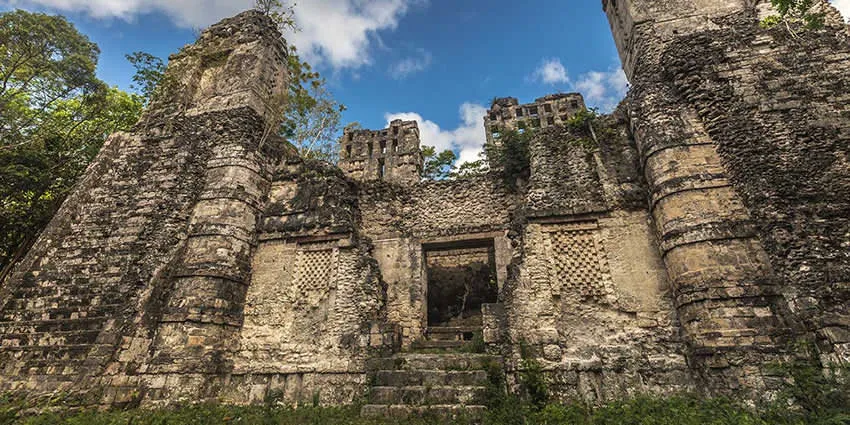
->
[484,93,586,144]
[0,0,848,417]
[339,119,423,184]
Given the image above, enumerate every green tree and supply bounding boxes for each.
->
[421,146,457,180]
[483,128,533,191]
[125,51,165,104]
[254,0,296,30]
[449,158,489,179]
[761,0,826,33]
[280,56,346,163]
[124,3,347,163]
[0,10,106,147]
[0,11,143,271]
[255,1,347,163]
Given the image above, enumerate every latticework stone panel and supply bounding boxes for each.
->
[291,245,337,307]
[544,222,611,300]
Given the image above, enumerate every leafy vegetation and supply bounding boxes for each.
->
[124,1,347,163]
[760,0,826,33]
[0,1,351,271]
[255,0,347,163]
[125,52,165,105]
[422,146,457,180]
[0,10,144,271]
[2,357,849,424]
[482,128,533,190]
[4,366,850,425]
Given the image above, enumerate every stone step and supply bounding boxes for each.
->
[0,304,124,322]
[369,385,487,405]
[375,370,489,387]
[360,404,486,420]
[426,326,481,341]
[0,329,103,346]
[367,353,500,371]
[411,339,472,350]
[0,317,106,334]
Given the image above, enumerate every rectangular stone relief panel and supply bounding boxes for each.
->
[291,242,338,308]
[542,221,613,300]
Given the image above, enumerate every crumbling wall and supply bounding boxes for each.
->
[357,177,519,345]
[504,121,692,402]
[660,12,850,365]
[228,158,392,406]
[604,0,850,396]
[0,11,289,406]
[359,177,520,239]
[339,120,423,185]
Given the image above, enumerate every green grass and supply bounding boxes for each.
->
[3,361,849,425]
[1,394,848,425]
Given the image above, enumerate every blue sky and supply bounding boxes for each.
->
[2,0,848,163]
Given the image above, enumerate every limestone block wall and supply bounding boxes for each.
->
[358,178,519,345]
[224,158,392,406]
[339,120,423,185]
[658,11,850,364]
[506,214,691,402]
[505,122,691,402]
[229,238,386,406]
[0,11,289,405]
[604,0,850,395]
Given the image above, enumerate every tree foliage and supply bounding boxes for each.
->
[761,0,826,32]
[0,9,106,147]
[482,128,533,190]
[125,52,165,104]
[0,10,143,271]
[421,146,457,180]
[254,0,347,163]
[254,0,297,31]
[281,52,346,163]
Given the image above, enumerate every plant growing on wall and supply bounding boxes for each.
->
[483,128,534,191]
[256,0,346,163]
[125,2,347,163]
[761,0,826,34]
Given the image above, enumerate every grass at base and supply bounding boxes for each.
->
[3,394,849,425]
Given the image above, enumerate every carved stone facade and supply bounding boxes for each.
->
[484,93,586,144]
[1,0,849,412]
[339,119,423,185]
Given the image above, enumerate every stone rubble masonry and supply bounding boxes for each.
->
[339,119,423,185]
[603,0,850,395]
[0,10,289,405]
[1,0,849,409]
[485,93,587,145]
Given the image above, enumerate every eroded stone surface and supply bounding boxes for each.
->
[1,0,849,410]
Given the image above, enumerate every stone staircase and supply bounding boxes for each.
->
[361,348,501,420]
[412,326,482,350]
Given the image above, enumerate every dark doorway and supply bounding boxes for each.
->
[424,240,498,328]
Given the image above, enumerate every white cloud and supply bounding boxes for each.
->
[832,0,850,20]
[530,58,569,85]
[5,0,422,69]
[574,67,629,112]
[385,102,487,166]
[288,0,421,69]
[388,48,432,80]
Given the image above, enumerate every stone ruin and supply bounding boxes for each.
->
[0,0,848,416]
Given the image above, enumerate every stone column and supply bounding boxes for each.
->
[603,0,795,394]
[142,10,289,399]
[629,83,792,393]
